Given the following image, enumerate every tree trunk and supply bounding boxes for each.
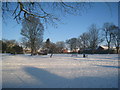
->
[31,48,33,56]
[116,47,119,54]
[31,40,37,55]
[108,42,110,54]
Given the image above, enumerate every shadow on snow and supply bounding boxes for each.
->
[18,66,118,88]
[95,65,120,69]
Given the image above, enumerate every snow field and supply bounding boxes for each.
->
[2,54,119,88]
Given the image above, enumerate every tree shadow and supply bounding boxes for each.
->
[99,57,118,60]
[74,58,116,62]
[95,65,120,69]
[23,67,68,88]
[22,66,118,88]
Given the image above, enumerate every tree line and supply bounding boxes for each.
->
[0,39,23,54]
[66,23,120,54]
[1,17,119,55]
[0,38,65,55]
[21,16,119,55]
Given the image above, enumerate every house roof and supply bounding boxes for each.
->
[98,45,116,50]
[100,45,108,50]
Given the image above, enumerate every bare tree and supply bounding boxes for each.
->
[2,2,91,25]
[77,37,82,50]
[111,26,120,54]
[56,41,65,53]
[21,37,30,49]
[103,22,115,53]
[88,24,103,53]
[21,16,44,55]
[66,38,78,52]
[78,32,90,50]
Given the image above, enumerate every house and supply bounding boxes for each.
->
[97,45,116,50]
[62,49,68,53]
[97,45,108,50]
[23,47,31,54]
[96,45,117,54]
[62,48,70,53]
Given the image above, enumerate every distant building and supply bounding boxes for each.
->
[23,47,48,55]
[97,45,116,50]
[23,47,31,53]
[96,45,117,54]
[62,49,68,53]
[62,48,80,53]
[72,48,79,53]
[62,48,70,53]
[97,45,108,50]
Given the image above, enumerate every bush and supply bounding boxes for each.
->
[2,42,7,53]
[1,40,23,54]
[12,45,23,54]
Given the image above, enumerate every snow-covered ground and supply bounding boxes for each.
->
[2,54,119,88]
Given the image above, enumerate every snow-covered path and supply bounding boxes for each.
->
[2,54,119,88]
